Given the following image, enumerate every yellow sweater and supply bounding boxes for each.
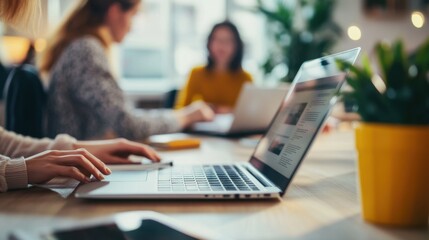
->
[175,66,253,109]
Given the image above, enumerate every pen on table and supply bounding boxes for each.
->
[107,161,174,171]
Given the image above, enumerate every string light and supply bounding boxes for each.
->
[347,26,362,41]
[411,11,425,28]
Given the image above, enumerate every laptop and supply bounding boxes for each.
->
[189,84,287,136]
[75,48,360,200]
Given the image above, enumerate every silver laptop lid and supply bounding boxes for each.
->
[249,48,361,195]
[229,84,288,133]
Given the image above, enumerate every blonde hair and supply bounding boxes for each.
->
[0,0,40,29]
[39,0,139,73]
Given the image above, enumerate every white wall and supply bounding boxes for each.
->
[333,0,429,55]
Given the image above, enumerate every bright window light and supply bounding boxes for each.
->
[1,36,30,64]
[411,11,425,29]
[34,38,47,52]
[347,26,362,41]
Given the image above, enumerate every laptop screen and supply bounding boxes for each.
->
[249,48,360,195]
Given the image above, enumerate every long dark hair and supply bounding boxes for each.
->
[206,21,244,72]
[40,0,140,73]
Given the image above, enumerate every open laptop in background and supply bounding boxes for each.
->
[189,84,288,136]
[75,48,361,200]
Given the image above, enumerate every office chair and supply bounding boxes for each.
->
[3,64,46,138]
[0,62,9,100]
[163,89,178,109]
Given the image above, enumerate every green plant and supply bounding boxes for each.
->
[258,0,341,82]
[338,39,429,125]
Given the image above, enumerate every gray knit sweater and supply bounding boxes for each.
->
[47,36,181,140]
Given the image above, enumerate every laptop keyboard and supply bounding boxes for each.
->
[157,165,260,192]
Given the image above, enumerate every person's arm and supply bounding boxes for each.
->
[0,127,76,158]
[73,138,161,164]
[0,149,110,193]
[0,129,112,193]
[0,131,162,193]
[0,126,161,162]
[0,155,27,192]
[175,69,199,109]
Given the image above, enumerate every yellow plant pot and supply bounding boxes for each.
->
[355,123,429,227]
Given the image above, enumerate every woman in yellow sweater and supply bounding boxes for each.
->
[175,21,252,113]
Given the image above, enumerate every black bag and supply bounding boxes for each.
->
[0,63,10,100]
[3,64,46,138]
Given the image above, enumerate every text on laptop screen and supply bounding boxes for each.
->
[249,48,360,193]
[253,74,344,178]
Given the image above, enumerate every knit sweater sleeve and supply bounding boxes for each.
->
[0,127,76,192]
[0,155,27,192]
[59,37,181,140]
[0,127,76,158]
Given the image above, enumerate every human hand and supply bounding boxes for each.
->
[176,101,215,128]
[74,138,161,164]
[26,149,111,184]
[213,105,234,114]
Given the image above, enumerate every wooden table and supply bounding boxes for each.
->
[0,130,427,239]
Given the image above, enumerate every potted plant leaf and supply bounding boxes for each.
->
[338,39,429,227]
[257,0,342,82]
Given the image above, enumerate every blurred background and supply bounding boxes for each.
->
[0,0,428,107]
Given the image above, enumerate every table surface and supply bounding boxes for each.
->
[0,130,427,240]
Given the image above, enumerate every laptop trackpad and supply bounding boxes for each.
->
[103,171,148,182]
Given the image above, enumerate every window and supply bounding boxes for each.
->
[119,0,228,93]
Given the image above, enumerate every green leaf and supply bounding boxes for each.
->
[361,55,373,77]
[375,42,393,82]
[414,38,429,75]
[257,0,293,31]
[308,0,335,32]
[338,58,409,124]
[258,0,341,83]
[385,41,408,91]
